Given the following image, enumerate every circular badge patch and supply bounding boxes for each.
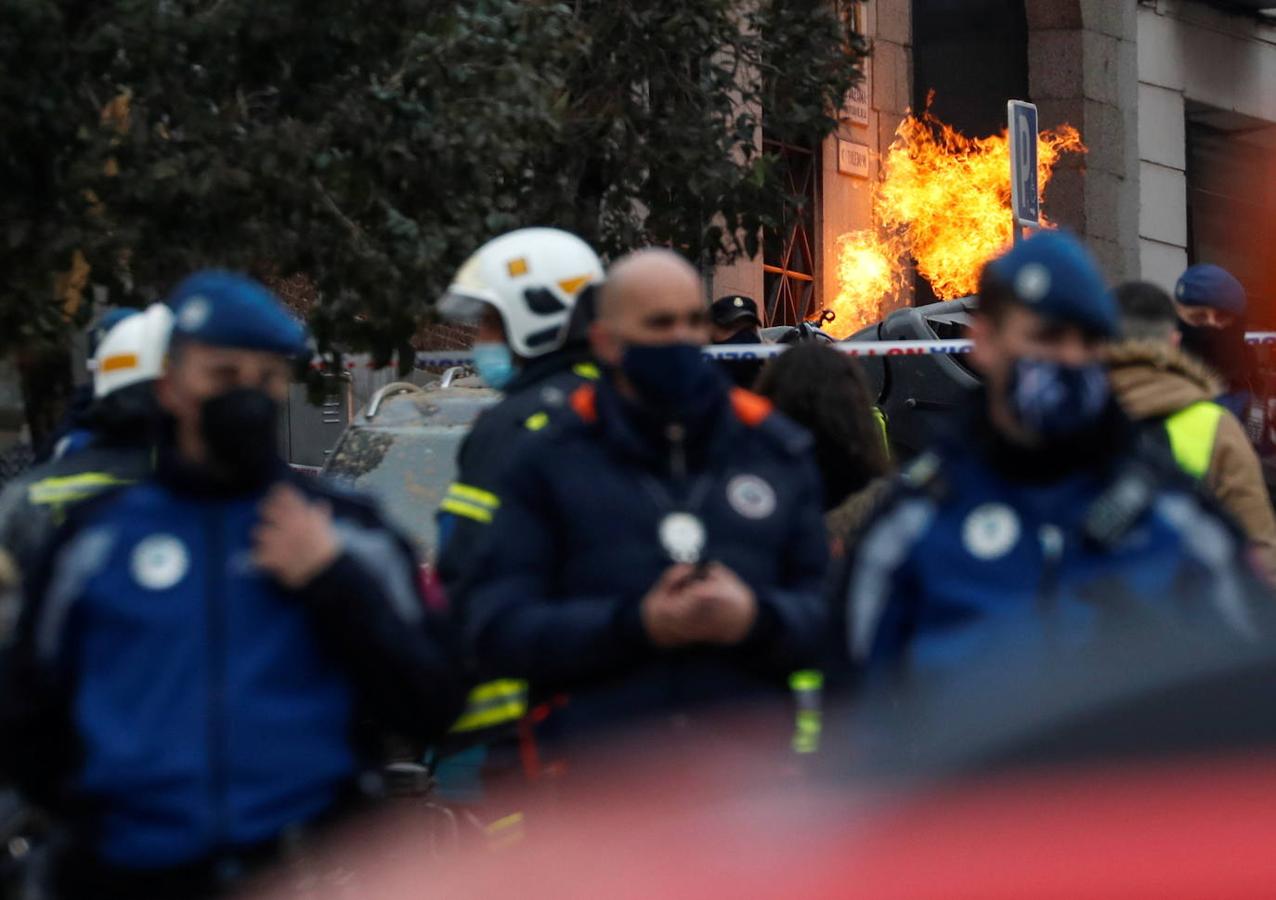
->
[727,474,777,520]
[177,296,211,333]
[1014,263,1052,304]
[131,534,190,591]
[962,503,1021,560]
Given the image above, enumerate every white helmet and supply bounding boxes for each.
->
[92,303,175,399]
[439,227,604,359]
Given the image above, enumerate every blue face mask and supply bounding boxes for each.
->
[1007,357,1110,439]
[472,342,516,390]
[621,342,720,419]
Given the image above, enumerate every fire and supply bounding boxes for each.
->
[827,98,1086,337]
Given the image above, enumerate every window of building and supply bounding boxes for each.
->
[762,135,820,326]
[1185,102,1276,327]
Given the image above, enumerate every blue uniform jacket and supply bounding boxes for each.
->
[464,377,829,747]
[437,348,598,604]
[841,400,1265,683]
[0,459,465,869]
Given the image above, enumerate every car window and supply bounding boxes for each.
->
[324,425,467,559]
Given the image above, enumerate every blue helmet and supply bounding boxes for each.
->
[983,230,1117,338]
[1175,264,1246,317]
[168,271,308,356]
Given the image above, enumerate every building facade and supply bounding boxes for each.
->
[715,0,1276,329]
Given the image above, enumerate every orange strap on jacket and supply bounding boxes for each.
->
[729,388,772,426]
[571,384,772,427]
[569,384,598,423]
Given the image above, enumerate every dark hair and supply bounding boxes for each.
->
[1113,280,1176,341]
[755,343,890,510]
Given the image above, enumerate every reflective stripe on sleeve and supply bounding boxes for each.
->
[439,498,494,524]
[450,679,529,733]
[440,482,501,524]
[447,483,501,509]
[28,472,133,507]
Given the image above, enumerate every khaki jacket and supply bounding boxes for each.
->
[1107,340,1276,573]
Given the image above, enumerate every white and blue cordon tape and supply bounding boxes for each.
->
[404,332,1276,370]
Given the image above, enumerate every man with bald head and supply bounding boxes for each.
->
[463,248,828,764]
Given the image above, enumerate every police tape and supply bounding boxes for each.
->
[305,332,1276,370]
[410,340,968,368]
[419,332,1276,367]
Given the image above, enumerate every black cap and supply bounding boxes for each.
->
[711,294,760,328]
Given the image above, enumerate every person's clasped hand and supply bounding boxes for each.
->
[640,562,757,648]
[252,485,342,589]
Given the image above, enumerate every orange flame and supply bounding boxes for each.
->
[828,100,1087,337]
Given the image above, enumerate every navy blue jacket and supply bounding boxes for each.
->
[0,458,464,869]
[464,377,829,747]
[437,349,598,604]
[840,397,1266,684]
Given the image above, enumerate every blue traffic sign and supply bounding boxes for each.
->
[1008,100,1040,228]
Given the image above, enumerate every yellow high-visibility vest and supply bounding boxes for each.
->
[1165,401,1225,480]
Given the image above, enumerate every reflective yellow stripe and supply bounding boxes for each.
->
[468,678,527,704]
[572,361,601,380]
[790,669,823,755]
[450,700,524,731]
[439,498,493,524]
[524,411,550,432]
[792,709,822,755]
[485,811,525,851]
[1165,401,1224,480]
[28,473,133,506]
[449,679,529,733]
[446,482,500,509]
[873,407,890,459]
[788,670,823,693]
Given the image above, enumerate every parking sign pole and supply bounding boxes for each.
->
[1008,100,1041,245]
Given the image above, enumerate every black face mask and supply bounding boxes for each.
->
[1179,319,1249,388]
[713,326,762,346]
[199,387,281,487]
[620,342,724,422]
[709,326,764,389]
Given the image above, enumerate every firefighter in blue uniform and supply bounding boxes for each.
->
[435,228,604,740]
[436,228,604,603]
[38,307,140,463]
[463,249,829,760]
[0,272,465,898]
[840,232,1266,684]
[0,304,173,578]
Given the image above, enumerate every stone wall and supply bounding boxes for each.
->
[1025,0,1141,282]
[817,0,914,322]
[1136,0,1276,292]
[709,0,914,323]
